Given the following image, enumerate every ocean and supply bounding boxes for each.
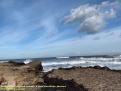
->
[41,55,121,72]
[1,55,121,72]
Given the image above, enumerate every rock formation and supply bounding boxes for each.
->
[0,60,121,91]
[0,60,44,91]
[44,66,121,91]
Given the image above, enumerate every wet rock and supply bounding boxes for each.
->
[92,65,111,71]
[8,61,25,66]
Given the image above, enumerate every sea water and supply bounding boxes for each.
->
[22,55,121,72]
[40,56,121,72]
[1,55,121,72]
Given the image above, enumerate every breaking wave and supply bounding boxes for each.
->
[42,57,121,72]
[24,59,32,64]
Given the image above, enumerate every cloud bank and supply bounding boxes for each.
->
[65,1,119,34]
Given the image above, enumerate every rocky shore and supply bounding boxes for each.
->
[0,61,121,91]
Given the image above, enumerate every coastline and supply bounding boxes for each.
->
[0,60,121,91]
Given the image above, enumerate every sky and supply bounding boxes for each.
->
[0,0,121,59]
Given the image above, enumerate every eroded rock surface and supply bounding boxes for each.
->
[44,66,121,91]
[0,60,44,86]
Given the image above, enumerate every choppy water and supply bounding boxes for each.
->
[1,55,121,72]
[41,56,121,72]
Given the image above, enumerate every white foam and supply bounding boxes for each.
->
[56,57,69,59]
[42,60,86,66]
[42,57,121,72]
[0,61,8,63]
[24,59,32,64]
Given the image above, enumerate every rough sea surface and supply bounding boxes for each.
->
[41,56,121,72]
[1,55,121,72]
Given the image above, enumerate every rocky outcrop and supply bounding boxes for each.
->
[0,60,44,86]
[27,60,43,72]
[44,66,121,91]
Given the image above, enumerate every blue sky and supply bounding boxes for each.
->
[0,0,121,59]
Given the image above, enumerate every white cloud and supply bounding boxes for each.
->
[65,1,119,34]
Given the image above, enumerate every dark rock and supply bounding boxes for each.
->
[44,77,88,91]
[8,61,25,66]
[58,66,82,70]
[93,65,110,71]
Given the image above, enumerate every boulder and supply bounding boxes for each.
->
[27,60,43,71]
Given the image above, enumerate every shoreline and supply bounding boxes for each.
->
[0,60,121,91]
